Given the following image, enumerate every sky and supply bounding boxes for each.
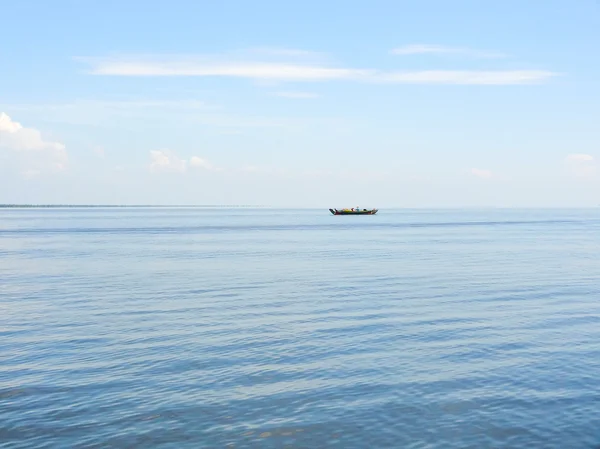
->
[1,0,599,207]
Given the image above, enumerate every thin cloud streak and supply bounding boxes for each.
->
[149,150,219,174]
[81,59,365,80]
[0,112,68,173]
[377,70,554,85]
[78,56,557,85]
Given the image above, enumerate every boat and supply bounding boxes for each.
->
[329,208,378,215]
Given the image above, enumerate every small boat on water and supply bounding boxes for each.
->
[329,208,378,215]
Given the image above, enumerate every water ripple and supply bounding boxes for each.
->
[1,208,600,448]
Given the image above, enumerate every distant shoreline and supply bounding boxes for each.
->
[1,205,597,209]
[0,205,270,208]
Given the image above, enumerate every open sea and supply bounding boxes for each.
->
[1,207,600,449]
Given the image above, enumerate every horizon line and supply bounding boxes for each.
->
[0,204,270,208]
[1,204,598,210]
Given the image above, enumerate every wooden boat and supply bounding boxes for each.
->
[329,208,378,215]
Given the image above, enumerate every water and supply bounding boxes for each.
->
[1,208,600,448]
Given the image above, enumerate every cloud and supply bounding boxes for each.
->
[149,150,217,173]
[0,112,68,172]
[149,150,187,173]
[0,112,66,153]
[80,57,363,80]
[0,113,23,133]
[391,44,505,58]
[565,153,596,178]
[189,156,215,170]
[377,70,551,85]
[78,53,557,85]
[470,168,493,179]
[274,91,319,99]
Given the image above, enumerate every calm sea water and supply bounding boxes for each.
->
[1,208,600,449]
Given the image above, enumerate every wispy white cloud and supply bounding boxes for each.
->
[0,112,65,153]
[149,150,218,174]
[0,112,68,172]
[391,44,505,58]
[0,113,23,133]
[274,91,319,99]
[565,153,596,178]
[189,156,216,170]
[149,150,187,173]
[78,53,557,85]
[470,168,493,179]
[377,70,552,85]
[82,59,366,81]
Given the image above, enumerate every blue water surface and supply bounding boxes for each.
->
[1,208,600,448]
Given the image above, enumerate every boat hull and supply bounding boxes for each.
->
[329,208,378,215]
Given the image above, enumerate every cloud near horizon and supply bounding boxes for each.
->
[565,153,596,178]
[149,150,217,173]
[189,156,215,170]
[0,112,68,174]
[78,50,556,85]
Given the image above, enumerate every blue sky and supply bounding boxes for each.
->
[1,0,599,206]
